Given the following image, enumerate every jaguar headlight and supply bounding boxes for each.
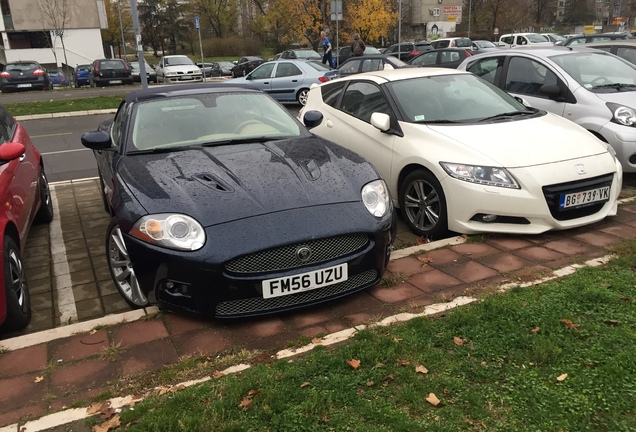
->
[130,214,205,251]
[362,179,390,217]
[440,162,520,189]
[607,102,636,127]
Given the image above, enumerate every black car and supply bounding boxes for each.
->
[80,83,395,318]
[557,32,633,46]
[89,58,133,87]
[336,45,382,66]
[407,48,474,69]
[337,54,408,77]
[0,61,52,92]
[231,56,265,78]
[383,42,433,62]
[216,61,234,76]
[197,62,220,78]
[129,61,157,83]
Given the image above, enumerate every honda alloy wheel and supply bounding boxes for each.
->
[106,218,148,308]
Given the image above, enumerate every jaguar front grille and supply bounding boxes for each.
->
[225,235,369,274]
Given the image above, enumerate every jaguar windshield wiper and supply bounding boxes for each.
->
[479,110,535,122]
[198,136,286,147]
[128,146,190,155]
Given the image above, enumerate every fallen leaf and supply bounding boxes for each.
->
[247,389,260,397]
[453,337,465,346]
[92,414,120,432]
[604,319,620,326]
[468,341,475,351]
[556,373,568,381]
[561,319,580,329]
[170,384,186,394]
[619,296,632,302]
[34,376,44,383]
[417,236,430,245]
[300,382,310,388]
[415,365,429,374]
[396,359,410,367]
[239,397,252,410]
[530,327,540,333]
[356,387,365,394]
[347,358,361,370]
[87,401,111,416]
[392,337,403,343]
[89,329,98,335]
[212,371,224,379]
[312,337,323,345]
[179,419,185,430]
[366,381,374,387]
[158,386,169,396]
[426,393,440,406]
[417,255,433,263]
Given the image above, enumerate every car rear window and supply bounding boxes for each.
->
[6,63,37,71]
[455,39,472,47]
[77,65,91,72]
[100,61,126,70]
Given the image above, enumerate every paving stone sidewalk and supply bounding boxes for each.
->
[1,200,636,429]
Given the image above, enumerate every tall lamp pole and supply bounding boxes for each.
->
[117,0,127,58]
[468,0,472,38]
[397,0,402,60]
[129,0,148,89]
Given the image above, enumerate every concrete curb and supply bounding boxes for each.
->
[15,109,117,122]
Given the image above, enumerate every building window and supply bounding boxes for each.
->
[1,0,12,30]
[7,32,52,49]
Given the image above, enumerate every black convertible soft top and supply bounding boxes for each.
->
[124,82,262,103]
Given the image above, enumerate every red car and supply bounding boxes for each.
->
[0,106,53,333]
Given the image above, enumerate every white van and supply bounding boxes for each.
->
[498,33,553,48]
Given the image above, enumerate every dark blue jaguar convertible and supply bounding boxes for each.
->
[81,83,396,318]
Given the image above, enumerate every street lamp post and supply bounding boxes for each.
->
[129,0,148,89]
[397,0,402,60]
[117,0,127,58]
[468,0,472,38]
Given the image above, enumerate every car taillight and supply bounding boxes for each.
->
[33,69,46,76]
[318,76,329,83]
[0,72,9,78]
[94,64,99,72]
[410,50,421,57]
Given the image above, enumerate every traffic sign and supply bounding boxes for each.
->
[194,16,200,30]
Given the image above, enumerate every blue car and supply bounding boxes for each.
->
[74,64,91,87]
[47,70,69,87]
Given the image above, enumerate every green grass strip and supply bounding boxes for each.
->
[6,95,124,117]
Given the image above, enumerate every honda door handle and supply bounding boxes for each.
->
[292,80,298,82]
[264,82,269,84]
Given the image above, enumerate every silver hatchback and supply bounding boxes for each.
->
[458,46,636,172]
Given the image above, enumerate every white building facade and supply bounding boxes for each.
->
[0,0,108,69]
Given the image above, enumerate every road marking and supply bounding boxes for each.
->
[41,148,90,156]
[49,185,78,325]
[30,132,73,139]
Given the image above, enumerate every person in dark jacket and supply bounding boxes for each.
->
[351,33,366,56]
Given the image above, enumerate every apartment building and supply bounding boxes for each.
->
[0,0,108,70]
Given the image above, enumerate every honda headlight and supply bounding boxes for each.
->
[362,179,390,217]
[607,102,636,127]
[130,214,205,251]
[440,162,520,189]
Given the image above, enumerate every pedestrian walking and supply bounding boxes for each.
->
[351,33,366,56]
[320,31,334,68]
